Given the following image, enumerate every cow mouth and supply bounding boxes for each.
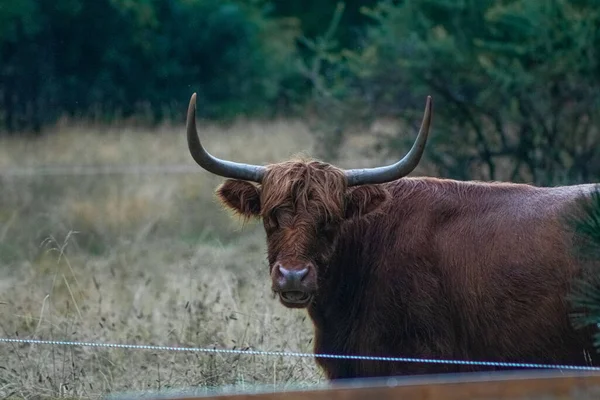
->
[279,291,312,305]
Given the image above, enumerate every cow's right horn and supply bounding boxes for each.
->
[187,93,266,183]
[344,96,432,186]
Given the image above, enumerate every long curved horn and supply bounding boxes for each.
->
[187,93,266,183]
[345,96,432,186]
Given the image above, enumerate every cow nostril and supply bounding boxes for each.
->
[296,267,309,280]
[278,265,291,279]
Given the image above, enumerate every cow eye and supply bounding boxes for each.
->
[264,217,278,232]
[316,219,331,233]
[273,208,293,225]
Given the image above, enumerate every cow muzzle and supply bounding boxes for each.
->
[271,262,316,307]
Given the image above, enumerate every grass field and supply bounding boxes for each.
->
[0,117,427,399]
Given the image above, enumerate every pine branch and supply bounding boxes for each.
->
[568,185,600,349]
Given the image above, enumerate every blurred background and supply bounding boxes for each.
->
[1,0,600,398]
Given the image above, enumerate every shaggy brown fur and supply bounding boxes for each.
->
[216,159,600,380]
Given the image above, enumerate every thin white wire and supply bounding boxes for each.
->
[2,337,600,371]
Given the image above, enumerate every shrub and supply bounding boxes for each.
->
[0,0,301,133]
[310,0,600,184]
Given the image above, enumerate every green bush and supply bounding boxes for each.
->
[0,0,301,133]
[568,186,600,351]
[311,0,600,184]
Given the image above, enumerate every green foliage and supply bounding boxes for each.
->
[314,0,600,184]
[571,191,600,257]
[568,186,600,349]
[267,0,380,51]
[0,0,300,132]
[3,0,600,189]
[295,3,355,159]
[0,0,42,42]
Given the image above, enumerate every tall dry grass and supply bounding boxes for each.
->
[0,116,430,399]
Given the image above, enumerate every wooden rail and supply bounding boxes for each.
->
[110,370,600,400]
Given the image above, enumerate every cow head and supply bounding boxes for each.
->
[185,93,432,308]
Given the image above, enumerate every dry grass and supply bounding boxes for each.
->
[0,117,427,399]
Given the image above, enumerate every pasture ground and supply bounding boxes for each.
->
[0,117,423,399]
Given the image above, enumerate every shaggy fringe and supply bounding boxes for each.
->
[262,159,347,223]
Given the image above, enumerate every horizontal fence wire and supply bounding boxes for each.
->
[2,337,600,372]
[0,164,202,177]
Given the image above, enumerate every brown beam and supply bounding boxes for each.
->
[110,370,600,400]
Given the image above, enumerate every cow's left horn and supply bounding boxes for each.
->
[187,93,266,183]
[344,96,432,186]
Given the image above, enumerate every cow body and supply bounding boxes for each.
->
[308,178,599,379]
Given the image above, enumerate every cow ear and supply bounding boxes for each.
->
[345,185,390,219]
[216,179,261,217]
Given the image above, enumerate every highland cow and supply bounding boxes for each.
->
[185,93,600,380]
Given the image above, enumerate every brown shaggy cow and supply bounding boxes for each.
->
[185,93,600,379]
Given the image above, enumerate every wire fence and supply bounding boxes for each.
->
[2,337,600,372]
